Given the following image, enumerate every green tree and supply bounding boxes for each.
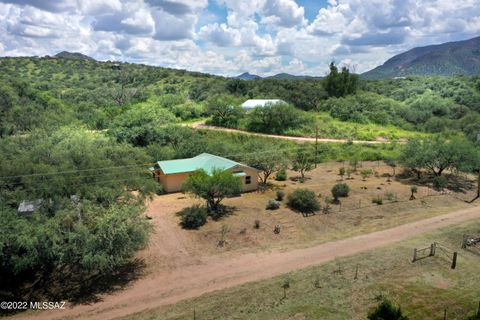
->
[385,158,397,177]
[206,95,245,128]
[246,103,308,134]
[246,148,287,184]
[400,136,476,177]
[324,62,359,98]
[291,146,315,182]
[182,168,242,213]
[226,78,247,96]
[399,138,426,179]
[287,189,321,215]
[331,183,350,201]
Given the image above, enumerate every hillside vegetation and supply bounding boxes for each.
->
[1,56,480,141]
[362,36,480,79]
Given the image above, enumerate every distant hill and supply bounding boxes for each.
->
[235,72,261,80]
[266,73,323,80]
[235,72,321,80]
[362,36,480,79]
[54,51,95,61]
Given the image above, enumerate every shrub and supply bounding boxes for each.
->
[368,298,408,320]
[433,176,447,191]
[276,190,285,201]
[179,205,208,229]
[266,199,281,210]
[361,169,373,181]
[384,192,395,201]
[331,183,350,201]
[372,196,383,205]
[275,168,287,181]
[410,186,418,200]
[254,220,261,229]
[346,168,354,179]
[287,189,321,214]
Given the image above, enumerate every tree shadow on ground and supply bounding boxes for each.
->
[50,259,146,305]
[209,205,236,221]
[395,169,475,194]
[1,259,146,316]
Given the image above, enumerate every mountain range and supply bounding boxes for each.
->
[53,35,480,81]
[362,36,480,79]
[235,72,322,80]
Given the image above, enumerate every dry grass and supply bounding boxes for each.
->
[124,219,480,320]
[163,162,477,256]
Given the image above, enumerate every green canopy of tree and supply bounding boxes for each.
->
[323,62,359,98]
[400,135,477,176]
[206,94,245,128]
[246,103,310,134]
[182,168,242,213]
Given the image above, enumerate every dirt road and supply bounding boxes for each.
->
[14,206,480,320]
[189,123,391,144]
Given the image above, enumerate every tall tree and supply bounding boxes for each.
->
[291,145,315,181]
[324,62,359,98]
[246,148,288,184]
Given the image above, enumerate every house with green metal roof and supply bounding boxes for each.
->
[150,153,260,193]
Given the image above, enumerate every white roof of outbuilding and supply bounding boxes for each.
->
[18,199,43,213]
[241,99,286,109]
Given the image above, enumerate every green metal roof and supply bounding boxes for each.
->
[153,153,243,175]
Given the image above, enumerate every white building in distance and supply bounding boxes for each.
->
[241,99,286,109]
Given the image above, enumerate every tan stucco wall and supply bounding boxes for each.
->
[154,165,260,194]
[227,165,259,192]
[159,172,191,193]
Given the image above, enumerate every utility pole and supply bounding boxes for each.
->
[315,125,319,168]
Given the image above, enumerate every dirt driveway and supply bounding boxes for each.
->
[189,123,392,144]
[14,205,480,320]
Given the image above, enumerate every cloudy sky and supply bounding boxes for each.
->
[0,0,479,76]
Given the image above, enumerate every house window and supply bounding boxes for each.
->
[245,176,251,184]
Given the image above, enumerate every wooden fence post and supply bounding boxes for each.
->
[443,308,447,320]
[412,248,417,262]
[451,252,457,269]
[354,264,359,280]
[430,243,436,256]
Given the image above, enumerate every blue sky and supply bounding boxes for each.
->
[0,0,479,76]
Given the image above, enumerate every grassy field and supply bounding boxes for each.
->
[124,219,480,320]
[284,112,427,141]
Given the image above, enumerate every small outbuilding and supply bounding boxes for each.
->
[150,153,260,193]
[241,99,287,109]
[17,199,43,215]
